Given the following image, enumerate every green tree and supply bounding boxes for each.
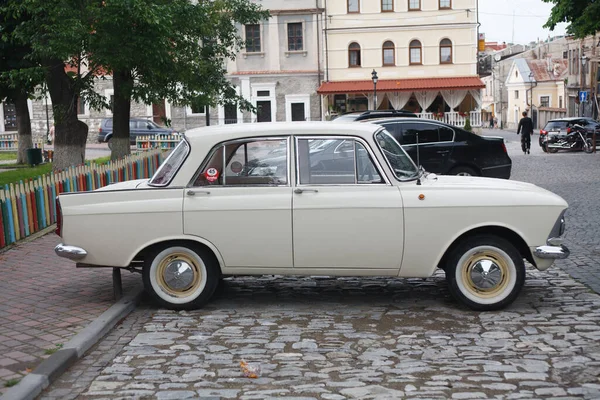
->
[0,0,42,164]
[542,0,600,38]
[89,0,270,159]
[3,0,107,171]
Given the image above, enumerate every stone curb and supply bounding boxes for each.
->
[0,288,143,400]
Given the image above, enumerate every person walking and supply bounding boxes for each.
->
[517,111,533,154]
[489,114,494,129]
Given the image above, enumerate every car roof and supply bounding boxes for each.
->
[548,117,596,122]
[184,121,383,144]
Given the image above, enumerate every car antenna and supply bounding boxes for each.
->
[416,132,422,185]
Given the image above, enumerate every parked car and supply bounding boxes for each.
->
[97,118,179,148]
[367,118,512,179]
[55,122,569,311]
[539,117,600,151]
[331,109,418,122]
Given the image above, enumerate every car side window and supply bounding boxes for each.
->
[439,127,454,142]
[401,123,440,145]
[129,121,136,130]
[297,138,384,185]
[193,139,288,187]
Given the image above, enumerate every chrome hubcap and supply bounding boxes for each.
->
[461,249,510,298]
[469,259,503,291]
[162,259,195,291]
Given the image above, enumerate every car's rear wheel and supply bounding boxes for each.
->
[445,235,525,311]
[450,166,477,177]
[142,243,219,310]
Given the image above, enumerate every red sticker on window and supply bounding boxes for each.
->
[205,168,219,182]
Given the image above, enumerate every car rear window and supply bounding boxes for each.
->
[544,121,568,130]
[148,139,189,186]
[105,120,113,128]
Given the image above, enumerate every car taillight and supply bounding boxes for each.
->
[567,127,572,133]
[540,130,548,135]
[502,142,507,153]
[99,127,102,133]
[56,197,62,237]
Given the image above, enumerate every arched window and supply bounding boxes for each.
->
[440,39,452,64]
[409,40,422,65]
[382,41,395,66]
[349,42,361,67]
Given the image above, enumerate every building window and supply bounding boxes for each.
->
[440,38,452,64]
[540,96,550,108]
[348,0,359,13]
[349,42,361,67]
[287,23,303,51]
[245,24,261,53]
[514,91,519,99]
[381,0,393,12]
[439,0,451,9]
[409,40,422,65]
[559,96,563,108]
[383,41,395,66]
[408,0,420,10]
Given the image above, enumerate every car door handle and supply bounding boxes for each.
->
[187,190,210,196]
[436,150,450,154]
[294,188,318,194]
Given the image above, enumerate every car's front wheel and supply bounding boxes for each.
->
[142,243,220,310]
[445,235,525,311]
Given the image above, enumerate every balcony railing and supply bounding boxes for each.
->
[417,111,482,127]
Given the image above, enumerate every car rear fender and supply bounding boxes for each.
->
[129,235,226,273]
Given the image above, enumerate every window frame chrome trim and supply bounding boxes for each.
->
[294,135,391,186]
[187,136,292,188]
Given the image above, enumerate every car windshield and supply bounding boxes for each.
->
[374,129,419,181]
[148,138,189,186]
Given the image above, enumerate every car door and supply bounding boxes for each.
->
[397,122,452,174]
[183,137,293,268]
[292,136,404,271]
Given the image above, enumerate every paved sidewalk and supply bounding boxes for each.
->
[0,232,141,396]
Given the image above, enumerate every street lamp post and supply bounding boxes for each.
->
[371,69,378,110]
[581,55,588,117]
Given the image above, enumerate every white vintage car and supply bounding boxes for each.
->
[55,122,569,311]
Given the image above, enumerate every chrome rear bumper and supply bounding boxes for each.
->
[534,244,570,260]
[55,243,87,261]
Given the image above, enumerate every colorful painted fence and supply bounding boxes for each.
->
[0,149,164,249]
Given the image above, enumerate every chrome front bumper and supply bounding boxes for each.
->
[55,243,88,261]
[534,244,570,260]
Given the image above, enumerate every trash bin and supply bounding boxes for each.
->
[26,148,43,166]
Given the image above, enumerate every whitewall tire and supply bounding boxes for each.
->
[142,243,219,310]
[445,235,525,311]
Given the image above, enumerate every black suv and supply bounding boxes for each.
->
[366,118,512,179]
[331,109,418,122]
[97,118,179,148]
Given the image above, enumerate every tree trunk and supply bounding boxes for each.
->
[111,69,133,160]
[14,92,33,165]
[44,59,88,172]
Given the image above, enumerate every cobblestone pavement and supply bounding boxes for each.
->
[42,270,600,399]
[0,234,141,395]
